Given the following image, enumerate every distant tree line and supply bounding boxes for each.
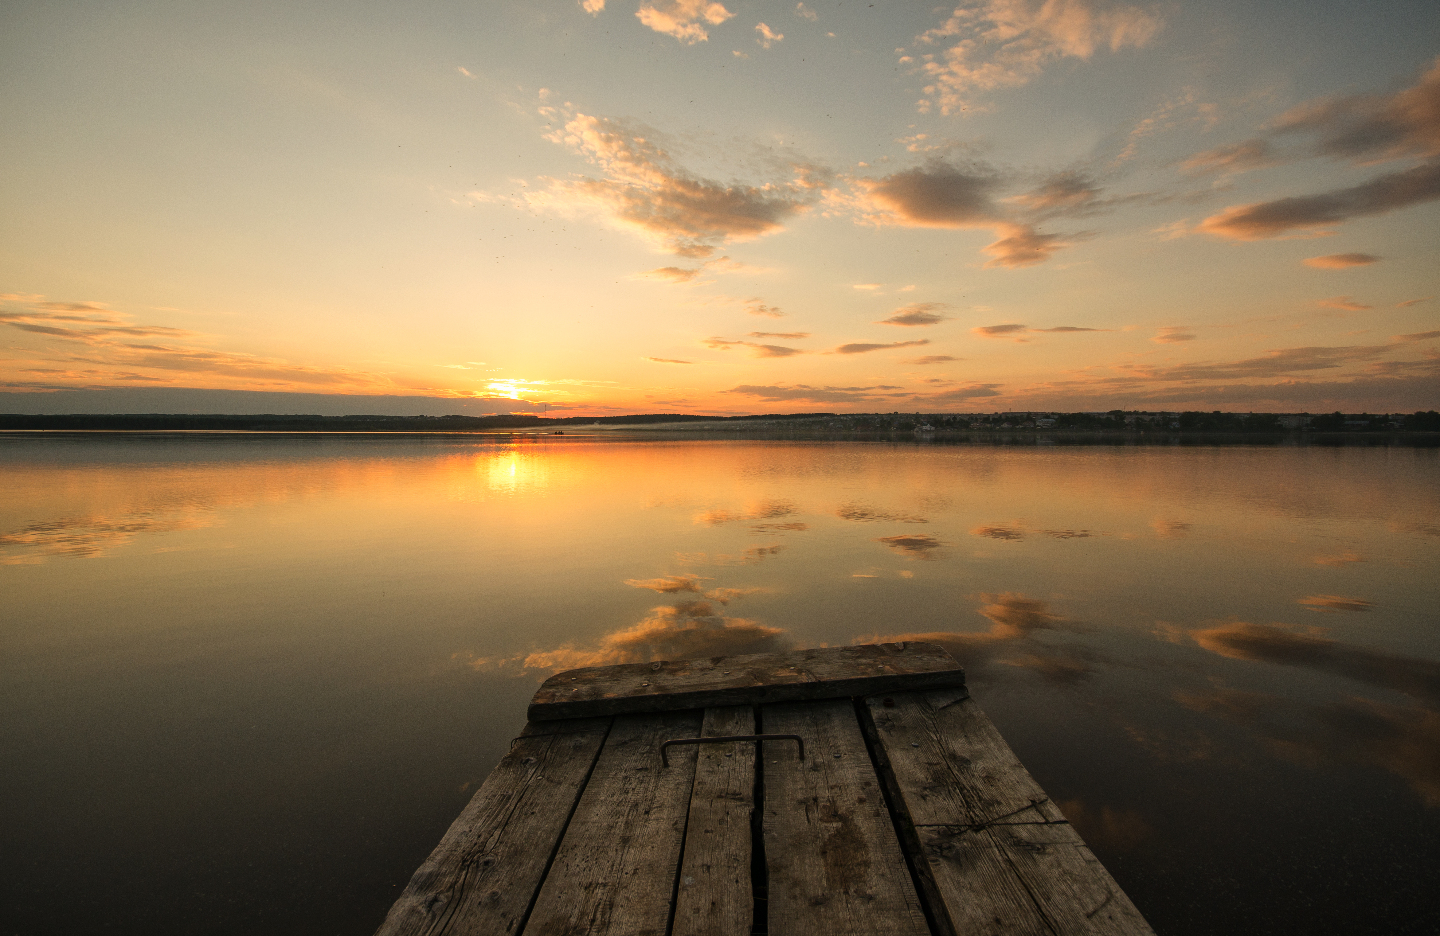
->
[1,410,1436,432]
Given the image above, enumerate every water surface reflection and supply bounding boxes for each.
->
[1,434,1437,935]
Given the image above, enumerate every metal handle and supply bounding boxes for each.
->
[660,734,805,767]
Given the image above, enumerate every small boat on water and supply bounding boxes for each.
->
[376,642,1154,935]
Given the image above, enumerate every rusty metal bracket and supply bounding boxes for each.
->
[660,733,805,767]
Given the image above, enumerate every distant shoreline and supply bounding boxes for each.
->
[2,411,1437,446]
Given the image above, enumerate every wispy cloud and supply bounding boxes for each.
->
[876,533,946,559]
[646,356,694,364]
[1318,296,1372,311]
[864,593,1098,683]
[636,0,735,44]
[1299,595,1372,613]
[1180,139,1280,176]
[1304,253,1381,269]
[726,383,906,403]
[972,322,1105,340]
[1270,56,1440,164]
[745,298,784,317]
[834,339,931,355]
[531,110,822,257]
[795,2,817,21]
[705,337,806,358]
[749,331,809,339]
[755,22,783,48]
[520,599,787,672]
[907,354,959,364]
[878,302,950,326]
[911,0,1163,115]
[1152,326,1196,343]
[848,160,1067,267]
[1200,160,1440,241]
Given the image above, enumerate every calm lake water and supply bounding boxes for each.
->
[2,432,1438,935]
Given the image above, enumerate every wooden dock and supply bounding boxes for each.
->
[375,642,1154,935]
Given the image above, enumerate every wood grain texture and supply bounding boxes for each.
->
[521,710,703,936]
[374,718,610,936]
[918,824,1155,936]
[761,699,930,936]
[529,643,965,721]
[671,706,756,936]
[862,689,1062,828]
[863,690,1154,936]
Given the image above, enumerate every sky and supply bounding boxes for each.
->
[1,0,1437,415]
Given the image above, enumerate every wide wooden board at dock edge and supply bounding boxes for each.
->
[529,642,965,721]
[762,698,930,936]
[522,709,702,936]
[373,719,609,936]
[862,689,1156,936]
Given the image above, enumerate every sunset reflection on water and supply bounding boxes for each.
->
[2,434,1438,935]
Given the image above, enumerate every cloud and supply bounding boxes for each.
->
[863,593,1096,682]
[726,383,906,403]
[1192,621,1440,708]
[625,574,705,593]
[705,337,806,358]
[1304,253,1381,269]
[851,161,1067,267]
[745,299,784,317]
[1299,595,1372,613]
[973,323,1027,337]
[645,357,693,364]
[642,265,704,282]
[907,354,959,364]
[879,302,950,326]
[755,22,783,48]
[1152,326,1195,343]
[913,0,1163,115]
[0,298,398,392]
[636,0,734,43]
[876,533,946,559]
[1318,296,1372,311]
[852,283,882,291]
[1270,56,1440,164]
[973,322,1104,339]
[1,510,213,565]
[521,599,788,672]
[695,501,797,526]
[834,339,930,354]
[1199,159,1440,241]
[581,0,605,14]
[981,225,1067,266]
[533,112,818,257]
[795,2,817,21]
[749,331,809,339]
[1008,172,1104,213]
[838,504,929,524]
[972,523,1024,540]
[1179,139,1280,176]
[917,383,1004,402]
[1397,297,1433,307]
[1395,330,1440,342]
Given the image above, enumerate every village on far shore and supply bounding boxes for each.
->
[2,410,1438,434]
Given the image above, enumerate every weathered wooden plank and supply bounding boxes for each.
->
[862,690,1154,936]
[374,718,610,936]
[671,706,756,936]
[761,699,930,936]
[521,710,703,936]
[861,689,1063,828]
[917,823,1155,936]
[530,642,965,720]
